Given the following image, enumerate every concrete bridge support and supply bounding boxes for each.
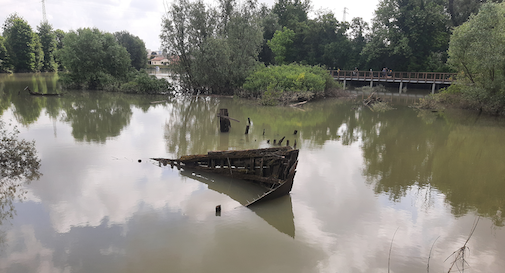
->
[399,82,403,94]
[432,83,436,94]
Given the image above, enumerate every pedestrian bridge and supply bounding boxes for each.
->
[330,70,457,93]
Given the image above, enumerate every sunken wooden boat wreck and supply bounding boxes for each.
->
[152,146,299,206]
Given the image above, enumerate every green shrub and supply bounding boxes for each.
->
[103,70,173,94]
[243,64,334,95]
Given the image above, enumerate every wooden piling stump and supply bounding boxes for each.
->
[219,109,231,132]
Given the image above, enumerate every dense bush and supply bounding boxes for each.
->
[115,70,173,94]
[242,64,335,104]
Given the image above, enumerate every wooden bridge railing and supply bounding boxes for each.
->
[330,70,457,84]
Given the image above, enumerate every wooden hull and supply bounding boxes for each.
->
[152,146,299,205]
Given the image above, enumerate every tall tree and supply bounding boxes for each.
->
[448,2,505,112]
[299,12,351,68]
[267,27,295,64]
[361,0,451,71]
[2,14,37,72]
[160,0,263,94]
[258,5,280,65]
[114,31,147,70]
[37,22,57,72]
[272,0,310,29]
[348,17,369,69]
[59,28,131,89]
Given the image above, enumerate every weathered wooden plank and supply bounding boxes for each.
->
[207,146,292,159]
[259,157,264,177]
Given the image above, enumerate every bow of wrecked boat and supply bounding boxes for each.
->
[151,146,299,206]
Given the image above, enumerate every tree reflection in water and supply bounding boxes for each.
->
[0,120,41,227]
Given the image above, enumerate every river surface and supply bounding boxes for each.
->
[1,73,505,273]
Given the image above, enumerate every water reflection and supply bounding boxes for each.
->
[0,121,41,227]
[61,92,133,142]
[178,169,296,237]
[0,73,170,142]
[2,73,505,272]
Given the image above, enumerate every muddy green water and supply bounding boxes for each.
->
[1,73,505,273]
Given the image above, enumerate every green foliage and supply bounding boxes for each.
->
[272,0,310,30]
[2,14,37,72]
[266,7,364,70]
[371,101,394,112]
[445,0,485,27]
[258,6,281,65]
[160,0,263,94]
[114,31,147,70]
[242,64,335,104]
[448,2,505,114]
[114,70,173,94]
[439,84,462,95]
[32,32,44,72]
[267,27,295,64]
[0,36,11,73]
[53,29,65,70]
[37,22,58,72]
[362,0,451,71]
[301,12,356,68]
[59,28,131,90]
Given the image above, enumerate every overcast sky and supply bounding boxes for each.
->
[1,0,380,51]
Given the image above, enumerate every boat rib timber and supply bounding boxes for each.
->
[152,146,299,206]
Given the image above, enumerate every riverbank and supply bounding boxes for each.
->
[414,91,505,116]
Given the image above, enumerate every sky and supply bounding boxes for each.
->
[0,0,380,51]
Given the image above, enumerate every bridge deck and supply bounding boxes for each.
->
[331,70,456,85]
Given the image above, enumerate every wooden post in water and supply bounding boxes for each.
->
[278,136,286,145]
[245,125,250,134]
[219,109,231,132]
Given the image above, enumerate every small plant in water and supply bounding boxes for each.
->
[445,217,480,273]
[371,101,394,112]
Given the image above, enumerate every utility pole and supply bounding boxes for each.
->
[42,0,47,23]
[343,7,348,22]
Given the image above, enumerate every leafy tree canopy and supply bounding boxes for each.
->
[448,2,505,113]
[361,0,451,71]
[267,27,295,65]
[272,0,310,29]
[59,28,131,89]
[2,14,38,72]
[114,31,147,70]
[37,22,58,72]
[160,0,263,94]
